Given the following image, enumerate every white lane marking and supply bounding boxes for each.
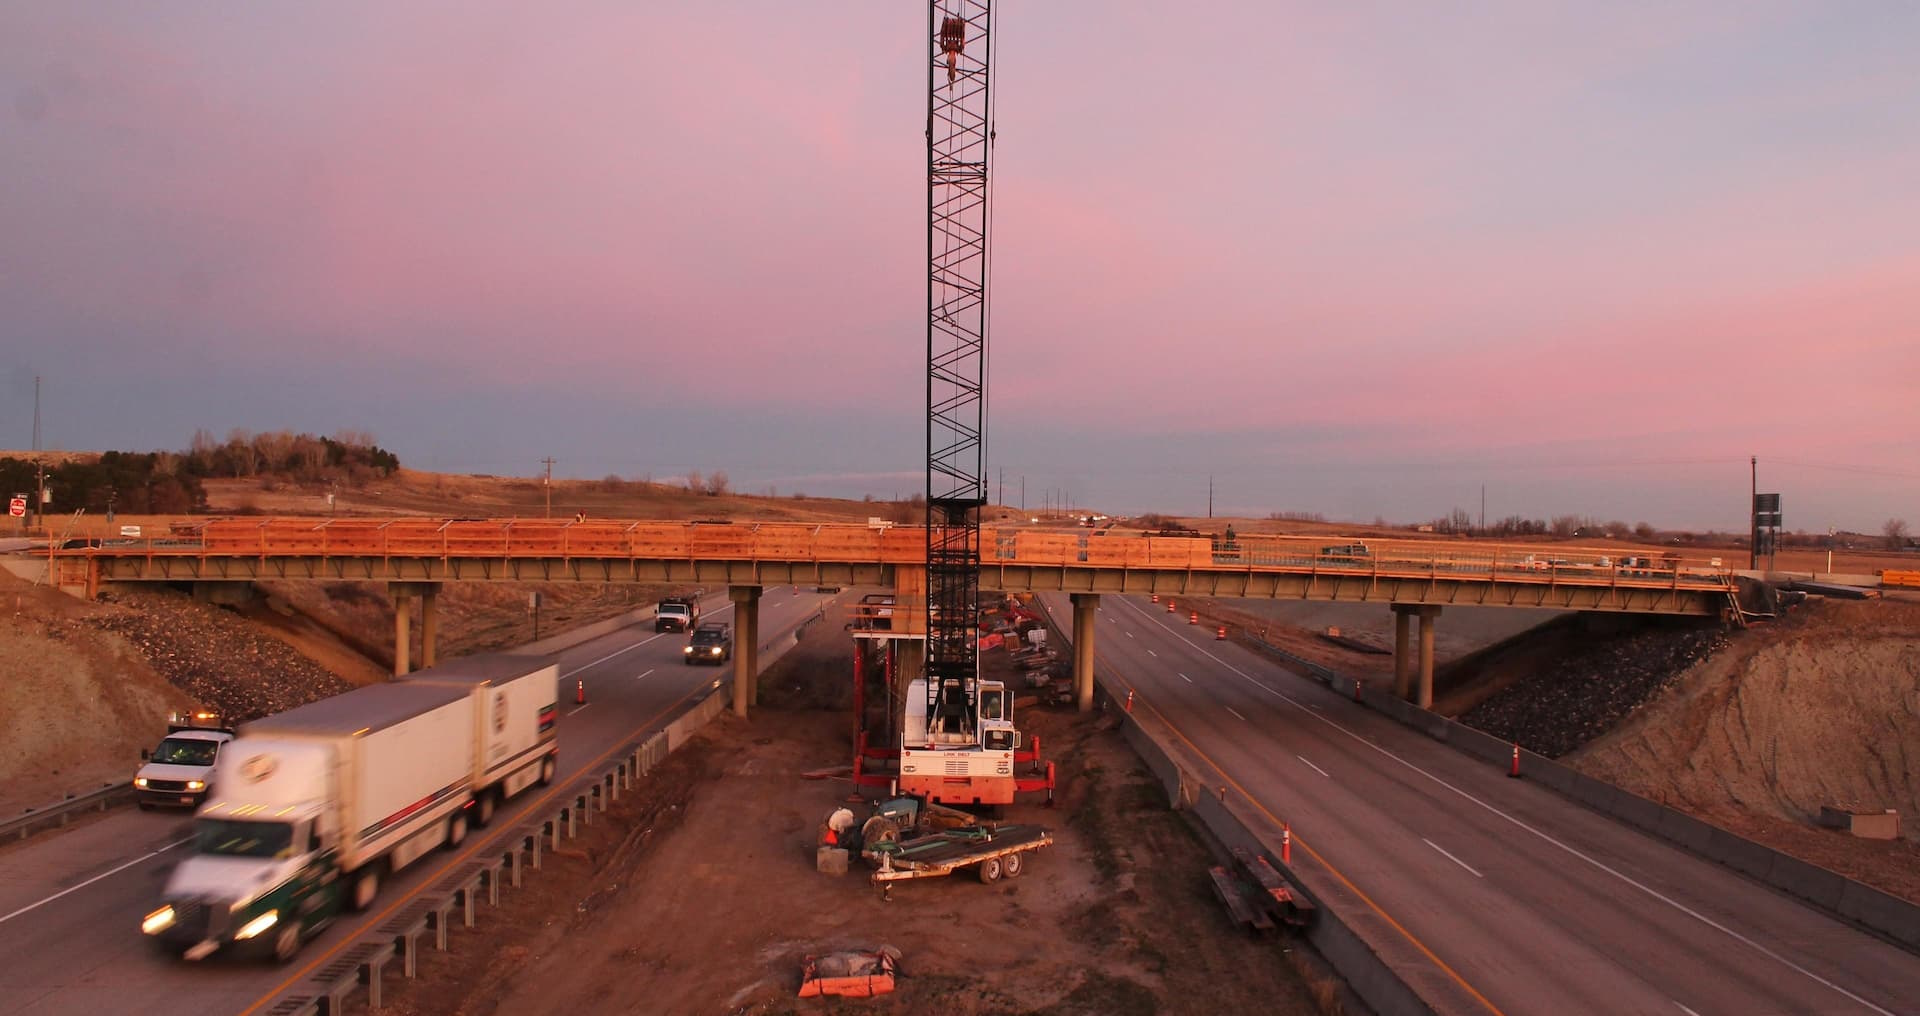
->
[1297,755,1330,778]
[1125,631,1134,639]
[1675,1004,1703,1016]
[0,836,194,926]
[634,669,654,681]
[1179,672,1192,683]
[1225,706,1247,722]
[1423,838,1484,878]
[1113,595,1898,1016]
[1147,649,1158,658]
[567,703,592,716]
[561,633,664,676]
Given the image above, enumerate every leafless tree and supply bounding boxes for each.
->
[686,470,703,494]
[1633,521,1655,540]
[226,429,259,476]
[706,471,729,496]
[1886,518,1911,550]
[1550,515,1581,538]
[189,428,220,472]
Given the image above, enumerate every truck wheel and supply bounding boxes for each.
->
[446,811,469,849]
[977,857,1004,884]
[538,757,556,787]
[475,792,496,827]
[271,921,302,963]
[350,868,381,911]
[1002,851,1024,878]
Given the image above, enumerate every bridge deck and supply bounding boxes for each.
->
[53,518,1737,616]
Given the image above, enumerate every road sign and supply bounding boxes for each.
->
[7,495,25,518]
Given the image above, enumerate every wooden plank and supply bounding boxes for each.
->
[1209,866,1275,931]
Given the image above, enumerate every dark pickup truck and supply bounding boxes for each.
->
[684,622,733,665]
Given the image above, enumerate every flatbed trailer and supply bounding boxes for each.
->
[868,824,1052,889]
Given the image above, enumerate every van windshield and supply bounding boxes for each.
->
[197,818,296,859]
[152,737,219,766]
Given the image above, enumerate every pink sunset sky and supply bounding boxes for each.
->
[1,2,1915,532]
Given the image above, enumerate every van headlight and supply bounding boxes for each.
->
[142,906,176,935]
[186,780,206,791]
[233,910,279,940]
[683,646,693,654]
[135,777,150,789]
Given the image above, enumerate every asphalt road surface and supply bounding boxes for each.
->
[1046,593,1920,1016]
[0,587,834,1016]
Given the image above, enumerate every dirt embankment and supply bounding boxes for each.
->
[0,571,373,817]
[1570,599,1920,899]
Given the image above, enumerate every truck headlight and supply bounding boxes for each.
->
[142,905,176,935]
[683,646,693,654]
[186,780,206,791]
[710,647,722,656]
[135,777,149,789]
[234,910,279,940]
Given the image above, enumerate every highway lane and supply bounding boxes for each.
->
[0,587,834,1016]
[1052,593,1920,1016]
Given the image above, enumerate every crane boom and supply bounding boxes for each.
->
[925,0,993,733]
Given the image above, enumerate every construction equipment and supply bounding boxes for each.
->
[847,0,1053,809]
[858,796,1051,893]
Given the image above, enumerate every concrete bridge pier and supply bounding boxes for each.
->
[1391,604,1441,708]
[388,581,440,676]
[729,586,761,718]
[1070,593,1100,712]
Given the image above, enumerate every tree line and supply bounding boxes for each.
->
[0,429,399,516]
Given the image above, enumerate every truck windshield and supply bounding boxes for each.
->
[152,738,219,766]
[197,818,296,859]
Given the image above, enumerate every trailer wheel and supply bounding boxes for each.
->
[538,757,556,787]
[446,811,469,849]
[350,868,381,911]
[977,857,1004,884]
[475,791,496,827]
[1002,851,1024,878]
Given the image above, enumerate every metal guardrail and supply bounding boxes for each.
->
[2,783,130,842]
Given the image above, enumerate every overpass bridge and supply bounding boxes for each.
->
[46,517,1740,715]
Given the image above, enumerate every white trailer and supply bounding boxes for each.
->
[144,682,481,962]
[400,653,560,825]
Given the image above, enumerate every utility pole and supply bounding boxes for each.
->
[1020,476,1025,514]
[998,467,1003,508]
[1479,484,1485,535]
[1208,475,1213,519]
[1748,456,1757,571]
[541,457,556,519]
[31,376,43,533]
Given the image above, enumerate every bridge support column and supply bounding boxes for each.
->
[1416,606,1440,710]
[420,583,439,669]
[391,582,413,677]
[729,586,761,718]
[1392,606,1415,700]
[1070,593,1100,713]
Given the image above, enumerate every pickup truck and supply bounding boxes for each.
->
[684,622,733,665]
[656,596,700,633]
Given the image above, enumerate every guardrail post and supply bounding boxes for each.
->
[530,829,543,870]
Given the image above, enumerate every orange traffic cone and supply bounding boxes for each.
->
[1188,611,1199,625]
[576,679,586,705]
[1215,625,1227,640]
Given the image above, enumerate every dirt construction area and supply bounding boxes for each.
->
[372,615,1332,1016]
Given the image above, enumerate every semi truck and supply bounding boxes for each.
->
[142,658,558,963]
